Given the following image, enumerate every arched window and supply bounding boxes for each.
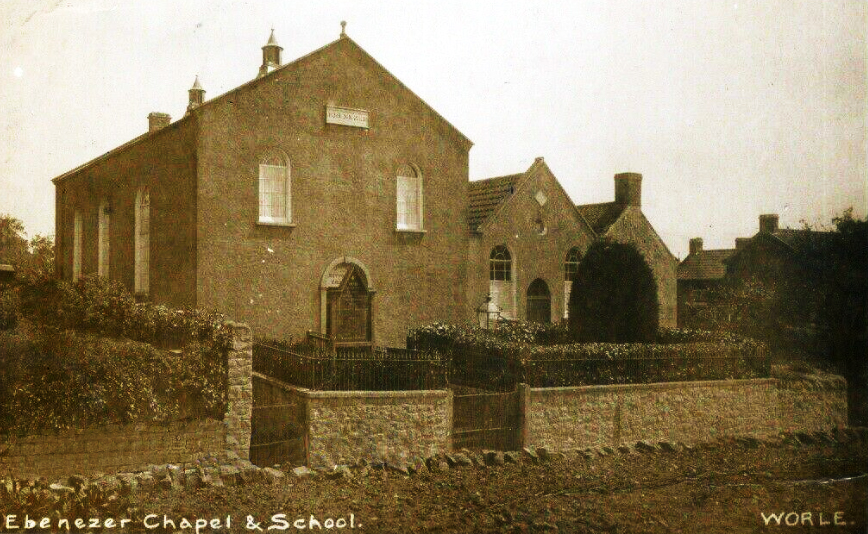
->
[489,245,515,320]
[489,245,512,281]
[396,164,423,230]
[72,210,82,281]
[98,200,110,278]
[564,247,582,318]
[527,278,551,324]
[258,153,291,223]
[135,187,150,295]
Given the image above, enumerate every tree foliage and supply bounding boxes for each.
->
[0,214,54,282]
[567,240,659,342]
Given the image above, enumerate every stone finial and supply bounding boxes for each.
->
[187,75,205,113]
[258,29,283,78]
[340,21,347,38]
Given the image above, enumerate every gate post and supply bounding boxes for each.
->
[225,321,253,460]
[517,383,530,449]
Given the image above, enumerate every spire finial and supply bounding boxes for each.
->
[191,74,203,91]
[340,20,347,38]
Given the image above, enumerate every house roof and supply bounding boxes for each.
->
[678,249,736,281]
[468,173,524,232]
[574,201,627,234]
[53,35,472,184]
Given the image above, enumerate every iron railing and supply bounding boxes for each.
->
[253,340,447,391]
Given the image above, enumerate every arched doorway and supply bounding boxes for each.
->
[527,278,551,324]
[320,258,375,345]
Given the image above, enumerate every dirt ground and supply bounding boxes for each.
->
[126,437,868,534]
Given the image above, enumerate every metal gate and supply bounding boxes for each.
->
[452,389,521,450]
[249,403,306,467]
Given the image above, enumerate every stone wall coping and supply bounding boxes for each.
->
[253,371,450,399]
[302,389,451,399]
[529,378,778,396]
[253,372,310,394]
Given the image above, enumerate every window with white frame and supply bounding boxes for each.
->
[98,200,110,278]
[135,187,150,295]
[396,164,422,231]
[489,245,515,320]
[564,247,581,318]
[258,154,290,223]
[73,210,82,281]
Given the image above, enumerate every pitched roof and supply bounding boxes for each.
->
[53,35,472,184]
[574,202,626,234]
[771,229,835,254]
[468,174,524,232]
[678,249,736,281]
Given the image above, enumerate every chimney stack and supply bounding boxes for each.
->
[187,76,205,114]
[147,112,171,133]
[258,29,283,78]
[614,172,642,207]
[735,237,751,250]
[759,214,779,234]
[689,238,703,255]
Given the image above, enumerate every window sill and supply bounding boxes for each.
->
[257,220,296,228]
[395,228,427,235]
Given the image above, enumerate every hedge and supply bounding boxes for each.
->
[0,323,226,434]
[12,275,233,350]
[409,321,770,388]
[0,275,232,434]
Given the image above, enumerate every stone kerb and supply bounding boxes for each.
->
[224,321,253,460]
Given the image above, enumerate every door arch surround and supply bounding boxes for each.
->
[319,257,376,344]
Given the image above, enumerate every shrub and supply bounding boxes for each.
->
[0,288,18,330]
[17,274,233,351]
[409,321,769,388]
[568,240,659,342]
[0,322,226,434]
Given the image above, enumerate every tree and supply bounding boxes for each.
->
[568,239,659,343]
[0,214,54,282]
[0,215,29,268]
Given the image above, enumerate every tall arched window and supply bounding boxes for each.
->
[489,245,515,320]
[135,187,150,295]
[258,153,291,223]
[72,210,82,281]
[564,247,582,318]
[98,200,110,278]
[396,164,423,231]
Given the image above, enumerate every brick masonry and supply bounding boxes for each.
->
[0,322,253,479]
[523,378,847,452]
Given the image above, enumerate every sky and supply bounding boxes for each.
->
[0,0,865,258]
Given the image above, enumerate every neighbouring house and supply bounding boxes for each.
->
[723,214,833,283]
[575,173,679,328]
[676,238,738,327]
[677,213,833,327]
[52,25,681,345]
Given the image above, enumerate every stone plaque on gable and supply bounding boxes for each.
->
[326,106,370,128]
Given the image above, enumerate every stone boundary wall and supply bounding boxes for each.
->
[0,322,253,479]
[523,378,847,452]
[304,389,452,468]
[776,375,848,434]
[251,374,453,469]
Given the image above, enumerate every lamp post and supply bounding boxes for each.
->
[476,295,501,329]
